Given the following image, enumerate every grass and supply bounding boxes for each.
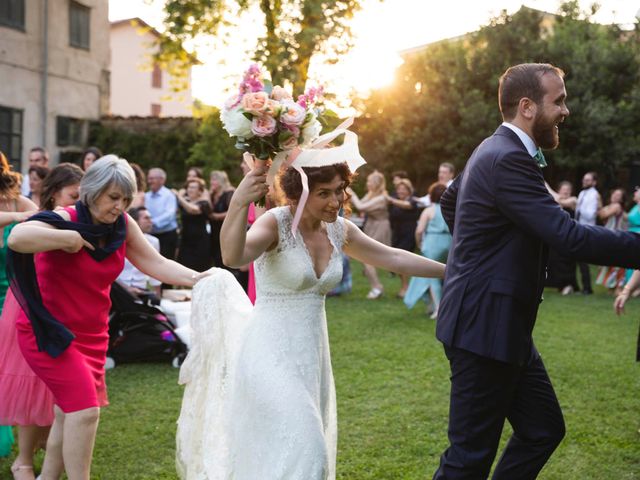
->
[1,263,639,479]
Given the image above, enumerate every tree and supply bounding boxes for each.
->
[157,0,365,93]
[356,2,640,193]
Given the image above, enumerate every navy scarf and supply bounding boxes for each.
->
[7,201,126,358]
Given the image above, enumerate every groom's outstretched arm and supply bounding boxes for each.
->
[494,153,640,268]
[440,174,460,234]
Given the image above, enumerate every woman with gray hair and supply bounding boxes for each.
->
[7,155,211,480]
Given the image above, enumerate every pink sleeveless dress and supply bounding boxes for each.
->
[0,291,55,425]
[15,207,126,413]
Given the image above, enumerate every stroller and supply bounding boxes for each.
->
[107,282,188,368]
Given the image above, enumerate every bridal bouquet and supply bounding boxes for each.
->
[220,64,325,164]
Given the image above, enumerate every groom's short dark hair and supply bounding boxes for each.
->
[498,63,565,120]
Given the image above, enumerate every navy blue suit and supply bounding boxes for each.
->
[433,126,640,479]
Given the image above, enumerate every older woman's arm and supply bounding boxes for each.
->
[125,215,205,287]
[8,210,94,253]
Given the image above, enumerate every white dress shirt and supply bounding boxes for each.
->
[117,234,161,289]
[576,187,600,226]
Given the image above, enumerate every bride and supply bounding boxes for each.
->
[176,129,445,480]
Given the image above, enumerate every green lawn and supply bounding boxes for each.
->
[2,264,639,479]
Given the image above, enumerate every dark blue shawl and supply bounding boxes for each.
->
[7,201,126,358]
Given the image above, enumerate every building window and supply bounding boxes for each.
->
[151,104,161,117]
[56,116,86,147]
[0,0,25,31]
[152,64,162,89]
[69,1,90,50]
[0,106,23,172]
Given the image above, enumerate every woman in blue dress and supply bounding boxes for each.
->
[404,183,451,319]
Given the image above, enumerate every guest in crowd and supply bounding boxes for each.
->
[80,147,103,172]
[404,183,451,318]
[596,188,628,292]
[178,167,209,203]
[8,155,212,480]
[437,162,455,187]
[39,163,83,212]
[128,163,146,209]
[347,170,391,299]
[209,170,235,269]
[386,178,421,297]
[0,151,38,470]
[391,170,410,189]
[575,171,601,294]
[21,147,49,197]
[0,159,82,480]
[175,178,213,272]
[417,162,455,207]
[145,167,178,260]
[546,181,580,295]
[27,166,49,208]
[116,206,162,304]
[625,187,640,290]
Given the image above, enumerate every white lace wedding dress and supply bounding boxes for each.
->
[176,206,345,480]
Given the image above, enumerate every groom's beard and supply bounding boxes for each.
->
[532,110,560,149]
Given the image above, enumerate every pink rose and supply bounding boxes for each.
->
[251,115,277,137]
[263,99,281,117]
[241,92,270,115]
[271,86,293,101]
[280,101,306,126]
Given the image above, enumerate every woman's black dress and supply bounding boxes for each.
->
[177,199,212,272]
[389,198,421,252]
[210,190,234,268]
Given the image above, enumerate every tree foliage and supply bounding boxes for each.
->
[157,0,364,92]
[356,2,640,192]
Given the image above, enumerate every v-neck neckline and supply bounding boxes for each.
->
[288,207,337,281]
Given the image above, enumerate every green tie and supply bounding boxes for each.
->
[534,148,547,168]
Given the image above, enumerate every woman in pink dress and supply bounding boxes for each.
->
[0,163,83,480]
[8,156,211,480]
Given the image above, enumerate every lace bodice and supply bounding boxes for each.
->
[254,206,345,298]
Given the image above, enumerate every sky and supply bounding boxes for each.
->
[108,0,640,107]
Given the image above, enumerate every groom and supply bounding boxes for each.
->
[434,63,640,479]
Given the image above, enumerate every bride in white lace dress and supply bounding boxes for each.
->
[176,158,445,480]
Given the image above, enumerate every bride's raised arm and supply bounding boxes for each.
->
[220,166,278,268]
[342,218,445,278]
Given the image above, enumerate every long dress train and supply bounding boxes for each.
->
[177,206,344,480]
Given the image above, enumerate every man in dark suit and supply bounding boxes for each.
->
[433,63,640,479]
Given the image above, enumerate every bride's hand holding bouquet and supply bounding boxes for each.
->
[232,162,270,208]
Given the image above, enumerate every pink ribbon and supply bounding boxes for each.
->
[290,164,309,236]
[287,117,356,236]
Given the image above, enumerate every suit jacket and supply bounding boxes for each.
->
[437,125,640,365]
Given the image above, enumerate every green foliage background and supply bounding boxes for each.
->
[93,1,640,195]
[354,2,640,193]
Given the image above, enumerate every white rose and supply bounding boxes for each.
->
[301,119,322,146]
[221,105,254,139]
[280,101,307,126]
